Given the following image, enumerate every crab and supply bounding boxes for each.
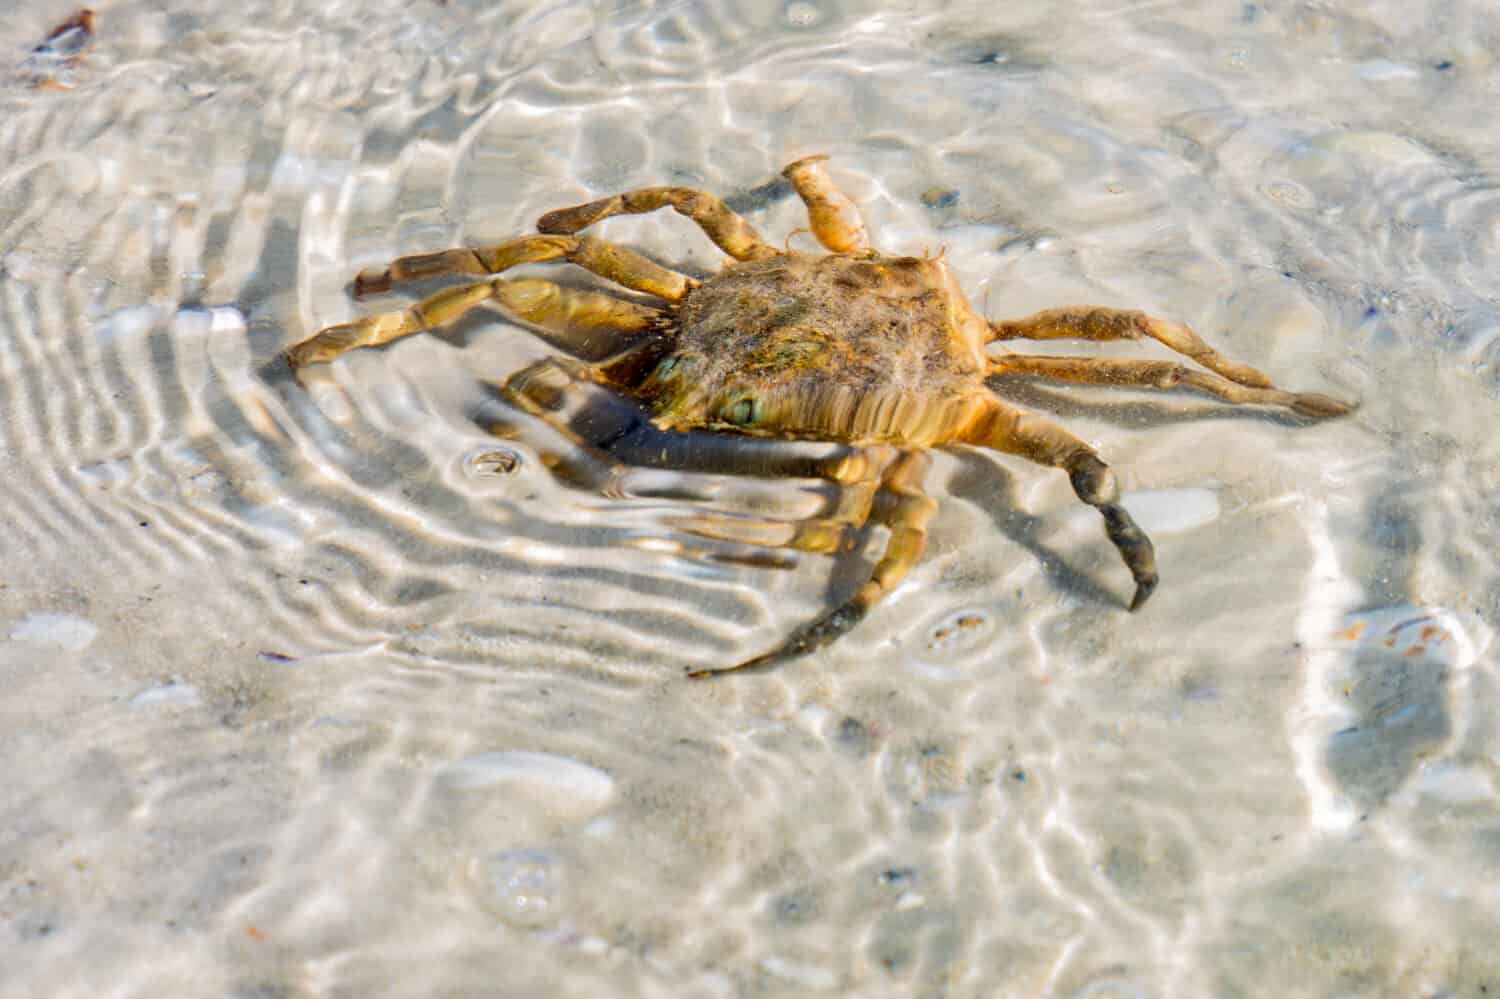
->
[285,156,1352,677]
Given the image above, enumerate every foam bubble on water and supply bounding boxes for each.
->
[465,447,522,479]
[8,612,99,651]
[781,1,828,29]
[474,847,569,928]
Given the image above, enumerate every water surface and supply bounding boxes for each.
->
[2,1,1499,995]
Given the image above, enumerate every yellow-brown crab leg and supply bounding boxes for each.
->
[668,446,889,556]
[988,354,1352,418]
[350,234,696,300]
[988,306,1282,390]
[689,450,935,678]
[285,276,664,369]
[536,187,777,262]
[955,395,1157,611]
[782,155,871,254]
[669,512,863,555]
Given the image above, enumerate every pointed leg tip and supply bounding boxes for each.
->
[686,652,777,680]
[536,205,601,236]
[534,212,568,235]
[685,595,868,681]
[1292,393,1357,419]
[283,345,314,371]
[781,154,831,178]
[1128,574,1159,611]
[352,269,393,298]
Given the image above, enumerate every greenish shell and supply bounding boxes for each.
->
[636,253,991,445]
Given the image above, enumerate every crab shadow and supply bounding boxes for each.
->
[545,387,1160,613]
[943,450,1122,609]
[466,368,1187,612]
[262,303,1334,618]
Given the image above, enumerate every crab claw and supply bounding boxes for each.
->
[782,155,870,254]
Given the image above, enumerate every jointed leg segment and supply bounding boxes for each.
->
[990,306,1275,389]
[350,234,695,301]
[286,233,690,370]
[989,306,1354,418]
[782,155,871,255]
[669,446,889,557]
[690,450,935,678]
[956,397,1157,610]
[285,276,667,369]
[537,186,777,262]
[989,354,1350,418]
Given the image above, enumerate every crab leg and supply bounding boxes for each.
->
[689,450,935,678]
[667,448,888,556]
[669,512,864,555]
[537,187,777,262]
[988,306,1282,390]
[954,395,1157,611]
[989,354,1352,418]
[782,155,871,254]
[285,276,663,369]
[350,234,696,301]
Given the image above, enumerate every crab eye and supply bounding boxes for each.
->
[725,398,760,426]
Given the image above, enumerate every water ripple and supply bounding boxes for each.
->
[4,1,1500,995]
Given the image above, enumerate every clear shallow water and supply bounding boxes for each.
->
[2,0,1499,994]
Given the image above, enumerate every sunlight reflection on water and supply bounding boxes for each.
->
[2,0,1499,994]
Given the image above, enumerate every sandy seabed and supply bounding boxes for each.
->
[2,1,1499,995]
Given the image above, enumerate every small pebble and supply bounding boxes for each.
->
[470,448,521,477]
[437,751,615,809]
[9,612,98,651]
[576,935,609,956]
[876,866,915,888]
[1356,59,1421,81]
[920,187,960,210]
[782,1,827,28]
[1118,487,1220,534]
[130,682,202,708]
[760,955,838,991]
[924,608,994,654]
[475,848,568,928]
